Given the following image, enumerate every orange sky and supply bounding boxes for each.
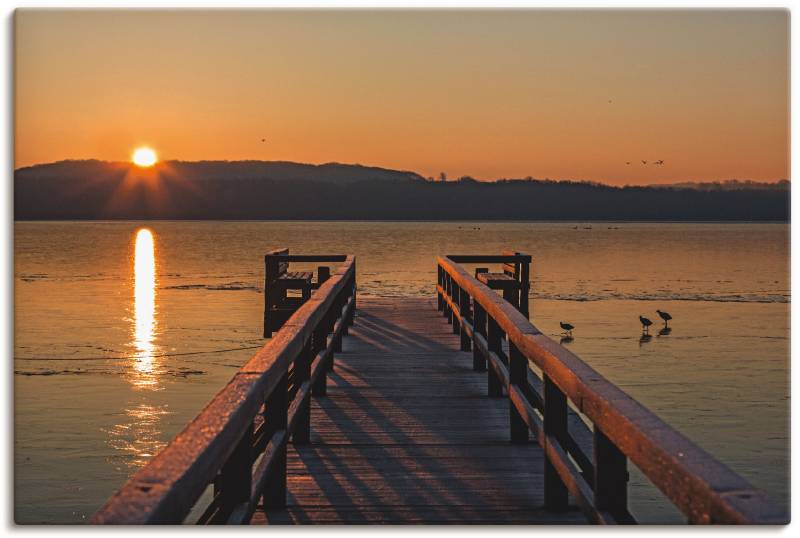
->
[15,9,789,185]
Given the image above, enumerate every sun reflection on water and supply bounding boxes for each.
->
[105,403,169,471]
[106,227,169,472]
[132,228,159,388]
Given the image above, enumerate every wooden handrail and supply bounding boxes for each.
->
[437,254,786,525]
[92,254,356,524]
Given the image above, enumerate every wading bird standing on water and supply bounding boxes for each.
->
[656,309,672,327]
[559,321,574,337]
[639,315,653,334]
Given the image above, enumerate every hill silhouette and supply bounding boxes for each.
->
[14,160,788,221]
[14,159,424,184]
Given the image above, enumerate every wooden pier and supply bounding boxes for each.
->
[92,251,787,525]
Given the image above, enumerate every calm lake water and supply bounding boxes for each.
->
[14,221,789,524]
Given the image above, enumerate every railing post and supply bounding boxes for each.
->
[263,372,288,509]
[459,288,471,351]
[473,301,487,371]
[445,273,453,323]
[311,314,328,397]
[341,289,350,337]
[503,287,519,310]
[508,342,529,443]
[263,255,275,338]
[451,281,461,336]
[348,271,357,329]
[520,257,530,320]
[437,265,444,311]
[487,317,503,397]
[215,422,253,520]
[318,266,330,285]
[293,340,313,444]
[332,297,343,353]
[594,427,629,518]
[544,374,569,511]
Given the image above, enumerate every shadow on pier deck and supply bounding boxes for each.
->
[254,297,584,524]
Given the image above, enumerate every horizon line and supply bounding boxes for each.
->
[14,157,790,187]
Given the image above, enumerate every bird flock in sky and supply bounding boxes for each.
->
[626,160,665,166]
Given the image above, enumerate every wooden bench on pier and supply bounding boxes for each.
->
[92,250,787,526]
[470,250,531,318]
[263,249,344,337]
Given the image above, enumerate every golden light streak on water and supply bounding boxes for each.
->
[132,228,158,388]
[105,228,169,471]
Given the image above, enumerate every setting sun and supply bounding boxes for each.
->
[132,147,158,167]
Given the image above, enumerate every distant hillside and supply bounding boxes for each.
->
[14,159,425,184]
[649,179,789,191]
[14,161,789,221]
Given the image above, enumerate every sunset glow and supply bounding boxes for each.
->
[14,10,789,185]
[132,147,157,168]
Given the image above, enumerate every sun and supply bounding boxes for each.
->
[132,147,158,167]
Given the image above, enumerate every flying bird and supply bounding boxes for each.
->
[261,138,266,142]
[626,161,631,165]
[641,160,647,165]
[656,309,672,327]
[559,321,574,336]
[639,315,653,334]
[654,159,664,165]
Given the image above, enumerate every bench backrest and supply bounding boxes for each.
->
[500,249,521,278]
[265,248,290,285]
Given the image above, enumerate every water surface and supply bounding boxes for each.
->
[14,221,789,523]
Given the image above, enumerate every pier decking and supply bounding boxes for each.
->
[253,297,585,524]
[92,251,787,525]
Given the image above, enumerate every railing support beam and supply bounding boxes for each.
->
[293,341,313,443]
[473,303,487,371]
[509,343,529,443]
[311,312,329,398]
[594,427,629,518]
[487,317,503,397]
[263,372,288,510]
[215,423,253,521]
[459,287,471,352]
[452,282,461,336]
[544,374,569,511]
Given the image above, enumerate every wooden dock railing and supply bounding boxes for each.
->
[91,253,356,524]
[436,253,787,524]
[89,248,785,525]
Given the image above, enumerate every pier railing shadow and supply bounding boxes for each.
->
[437,252,786,524]
[270,298,576,524]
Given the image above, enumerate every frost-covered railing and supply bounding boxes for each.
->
[92,254,356,524]
[437,253,786,525]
